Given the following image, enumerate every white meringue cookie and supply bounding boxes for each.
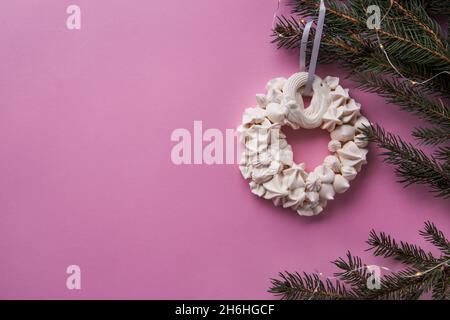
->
[272,197,284,207]
[254,118,273,129]
[249,181,266,197]
[354,133,369,148]
[279,148,294,166]
[237,124,249,143]
[315,199,328,214]
[239,152,247,166]
[337,141,368,172]
[321,106,343,131]
[283,187,306,209]
[244,128,269,156]
[334,85,349,98]
[252,161,281,183]
[324,76,339,90]
[330,125,356,142]
[256,94,268,108]
[312,203,324,215]
[341,166,357,181]
[248,154,262,167]
[313,165,335,184]
[328,140,342,152]
[266,77,287,91]
[333,174,350,193]
[354,116,370,132]
[319,183,335,200]
[306,172,321,192]
[284,164,307,189]
[263,174,288,199]
[240,165,252,179]
[266,102,287,124]
[269,144,293,167]
[267,88,283,104]
[297,207,315,216]
[255,152,272,166]
[306,191,320,205]
[278,138,288,149]
[329,85,349,109]
[340,99,361,123]
[324,155,342,173]
[242,107,266,125]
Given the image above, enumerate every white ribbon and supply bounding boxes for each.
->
[299,20,313,71]
[300,0,326,95]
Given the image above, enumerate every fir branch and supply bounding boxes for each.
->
[372,0,449,68]
[272,0,450,95]
[268,271,353,300]
[292,0,450,67]
[362,267,436,299]
[376,26,450,69]
[434,146,450,163]
[354,73,450,127]
[273,16,302,50]
[419,221,450,255]
[391,0,446,49]
[418,0,450,16]
[361,124,450,198]
[272,25,450,96]
[269,222,450,300]
[367,229,437,268]
[432,270,450,300]
[412,127,450,145]
[352,52,450,96]
[332,252,370,295]
[273,1,450,198]
[351,51,450,96]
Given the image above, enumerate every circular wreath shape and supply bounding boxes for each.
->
[238,72,369,216]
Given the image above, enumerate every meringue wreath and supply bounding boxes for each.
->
[238,72,369,216]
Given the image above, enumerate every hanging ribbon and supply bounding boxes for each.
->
[300,0,326,95]
[299,21,313,71]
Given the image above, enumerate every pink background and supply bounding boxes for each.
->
[0,0,448,299]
